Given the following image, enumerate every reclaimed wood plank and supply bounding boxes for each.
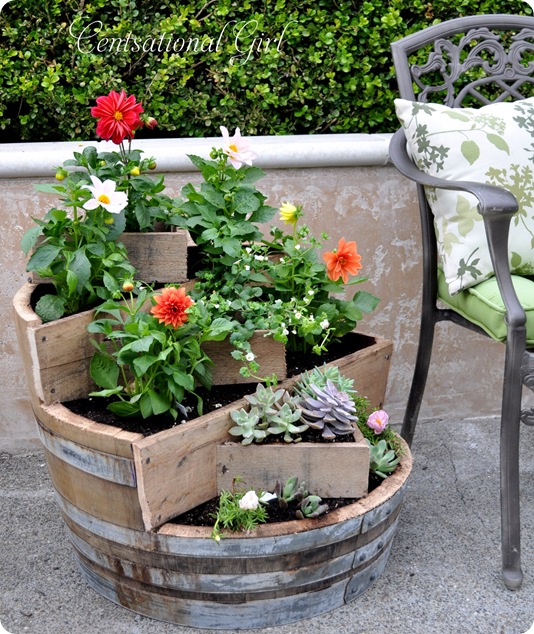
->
[120,231,188,283]
[216,429,369,498]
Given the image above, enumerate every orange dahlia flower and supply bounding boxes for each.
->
[91,90,144,145]
[151,287,193,329]
[323,238,362,284]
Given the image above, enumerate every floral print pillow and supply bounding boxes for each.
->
[395,97,534,294]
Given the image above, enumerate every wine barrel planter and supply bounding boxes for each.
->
[59,438,411,629]
[14,280,402,627]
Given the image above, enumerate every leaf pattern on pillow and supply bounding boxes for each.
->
[395,97,534,294]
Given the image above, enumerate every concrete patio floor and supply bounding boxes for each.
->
[2,416,534,634]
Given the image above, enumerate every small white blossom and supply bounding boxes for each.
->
[83,176,128,214]
[245,265,250,271]
[245,352,256,362]
[308,290,314,296]
[246,247,252,253]
[294,311,302,319]
[259,491,277,503]
[282,328,289,335]
[320,319,330,329]
[295,244,301,250]
[239,490,259,510]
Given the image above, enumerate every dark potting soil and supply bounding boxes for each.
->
[65,331,374,438]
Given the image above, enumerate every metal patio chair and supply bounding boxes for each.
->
[389,14,534,589]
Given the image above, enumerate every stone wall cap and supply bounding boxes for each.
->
[0,133,393,178]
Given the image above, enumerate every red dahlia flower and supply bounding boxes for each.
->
[151,287,193,329]
[91,90,144,145]
[323,237,362,284]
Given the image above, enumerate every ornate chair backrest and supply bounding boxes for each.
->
[392,15,534,107]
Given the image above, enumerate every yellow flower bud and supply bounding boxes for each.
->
[104,216,114,225]
[122,281,135,292]
[55,170,66,181]
[279,201,301,226]
[148,161,157,170]
[130,166,140,176]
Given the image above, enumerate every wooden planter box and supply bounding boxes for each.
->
[30,230,191,285]
[216,430,370,499]
[120,230,190,283]
[13,283,286,405]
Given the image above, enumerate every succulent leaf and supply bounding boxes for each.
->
[299,379,357,439]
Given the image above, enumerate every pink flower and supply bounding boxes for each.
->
[220,126,256,168]
[366,410,389,434]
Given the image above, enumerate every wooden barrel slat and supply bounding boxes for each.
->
[62,500,401,579]
[75,554,353,630]
[45,451,145,530]
[50,446,411,629]
[67,517,398,597]
[37,420,136,487]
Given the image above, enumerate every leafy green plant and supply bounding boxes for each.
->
[21,167,135,321]
[229,407,267,445]
[275,476,308,509]
[296,495,329,520]
[171,147,277,278]
[211,486,268,541]
[228,384,305,445]
[299,379,358,440]
[87,283,234,419]
[1,0,525,143]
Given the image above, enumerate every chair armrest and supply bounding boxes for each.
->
[389,128,526,331]
[389,129,518,218]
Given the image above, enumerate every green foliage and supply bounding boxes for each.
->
[296,495,329,519]
[229,383,305,444]
[274,475,308,508]
[22,162,136,321]
[1,0,526,142]
[367,438,400,478]
[211,487,268,540]
[87,284,234,419]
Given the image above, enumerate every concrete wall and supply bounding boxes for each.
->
[0,134,514,452]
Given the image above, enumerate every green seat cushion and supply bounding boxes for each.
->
[438,269,534,344]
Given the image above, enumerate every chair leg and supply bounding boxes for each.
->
[500,340,524,590]
[401,313,436,447]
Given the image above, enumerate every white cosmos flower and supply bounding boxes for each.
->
[83,175,128,214]
[239,490,259,511]
[220,126,257,169]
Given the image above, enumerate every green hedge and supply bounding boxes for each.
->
[0,0,528,142]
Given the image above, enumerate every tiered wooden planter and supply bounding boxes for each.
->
[13,281,409,629]
[13,283,286,406]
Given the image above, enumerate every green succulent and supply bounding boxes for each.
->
[275,476,308,509]
[229,407,267,445]
[367,439,400,478]
[296,495,329,519]
[244,384,287,417]
[295,364,357,398]
[299,379,357,440]
[267,403,307,443]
